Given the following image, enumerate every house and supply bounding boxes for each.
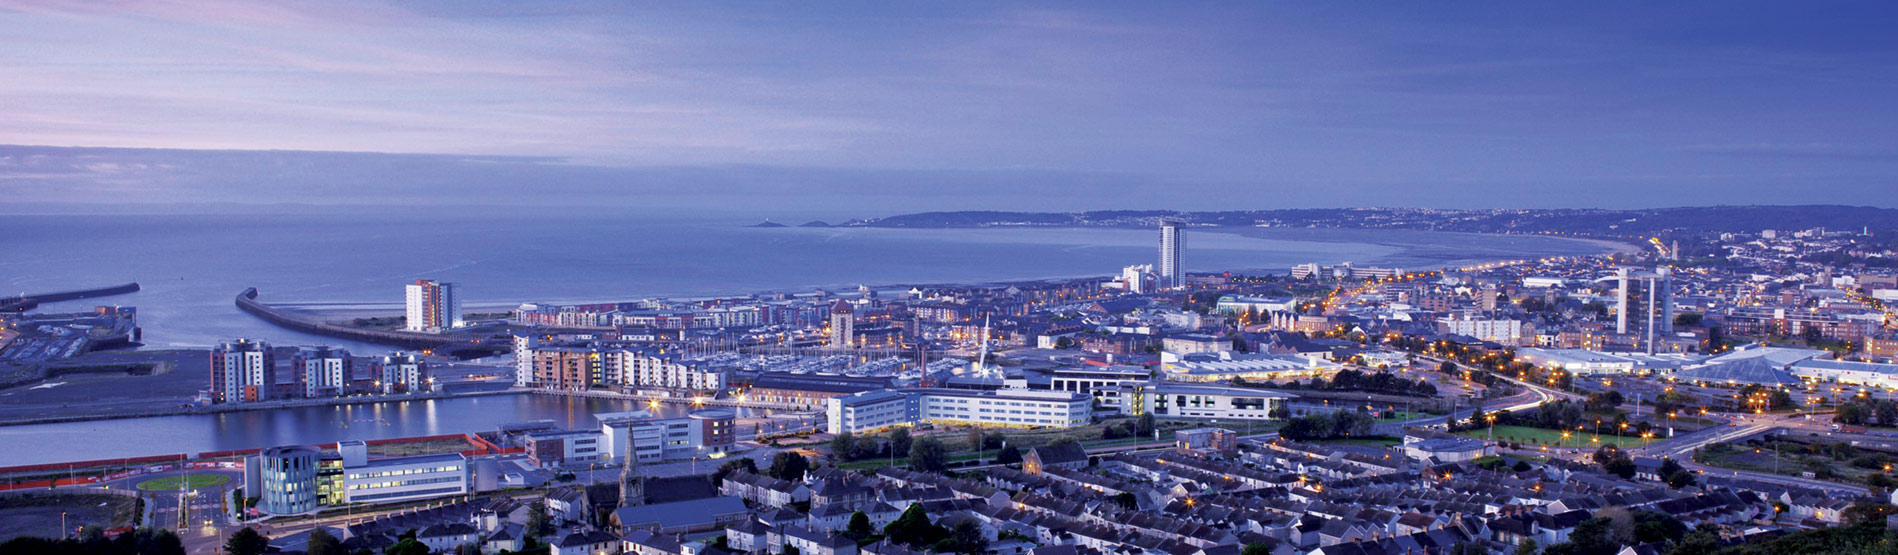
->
[780,525,859,555]
[1024,442,1090,475]
[549,488,591,524]
[484,525,523,554]
[725,519,773,554]
[555,530,621,555]
[418,523,479,553]
[612,496,754,534]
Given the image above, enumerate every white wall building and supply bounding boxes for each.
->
[826,388,1092,434]
[343,452,470,504]
[1440,315,1531,345]
[294,346,352,398]
[1118,384,1292,421]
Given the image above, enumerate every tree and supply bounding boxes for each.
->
[308,528,342,555]
[884,504,938,546]
[225,527,270,555]
[994,445,1022,464]
[890,427,913,456]
[1841,501,1898,525]
[526,503,554,538]
[846,510,875,540]
[1513,538,1538,555]
[1135,413,1157,438]
[1592,446,1635,479]
[832,431,859,461]
[769,451,811,482]
[1241,544,1274,555]
[1512,460,1532,473]
[909,436,949,473]
[1665,470,1697,489]
[1112,491,1139,510]
[947,519,988,554]
[454,543,482,555]
[712,457,759,488]
[386,538,429,555]
[783,546,801,555]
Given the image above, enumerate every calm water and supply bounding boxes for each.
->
[0,393,769,466]
[0,211,1612,465]
[2,212,1605,350]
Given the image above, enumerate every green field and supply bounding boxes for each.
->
[1376,411,1426,422]
[135,474,231,491]
[1460,425,1650,448]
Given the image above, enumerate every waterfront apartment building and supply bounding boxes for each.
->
[373,352,430,394]
[827,388,1091,434]
[293,346,353,398]
[1159,221,1184,290]
[404,279,462,333]
[515,340,727,392]
[829,300,855,348]
[531,345,605,391]
[616,350,726,391]
[211,339,276,403]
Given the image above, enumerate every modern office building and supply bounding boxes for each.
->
[598,409,738,463]
[293,346,352,398]
[1159,351,1339,383]
[1118,383,1293,421]
[343,452,470,504]
[404,279,462,332]
[210,339,275,403]
[1048,366,1152,406]
[373,351,430,394]
[828,388,1091,433]
[826,390,915,434]
[523,429,608,468]
[257,445,321,515]
[1159,221,1184,289]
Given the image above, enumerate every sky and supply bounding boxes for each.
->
[2,1,1896,214]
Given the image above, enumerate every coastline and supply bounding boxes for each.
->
[270,226,1628,320]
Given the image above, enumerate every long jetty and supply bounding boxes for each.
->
[235,287,461,349]
[1,282,140,312]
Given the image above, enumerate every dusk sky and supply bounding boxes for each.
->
[3,1,1895,214]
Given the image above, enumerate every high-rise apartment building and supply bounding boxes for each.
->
[211,339,276,403]
[829,300,855,348]
[374,352,430,394]
[1159,221,1184,289]
[404,279,462,332]
[293,346,352,398]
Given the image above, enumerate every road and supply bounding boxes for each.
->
[82,467,246,555]
[1375,354,1573,435]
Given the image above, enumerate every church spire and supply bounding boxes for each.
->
[618,435,644,508]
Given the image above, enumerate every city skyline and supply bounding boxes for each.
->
[4,2,1897,212]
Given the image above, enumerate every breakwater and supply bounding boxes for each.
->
[1,281,140,312]
[235,287,461,349]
